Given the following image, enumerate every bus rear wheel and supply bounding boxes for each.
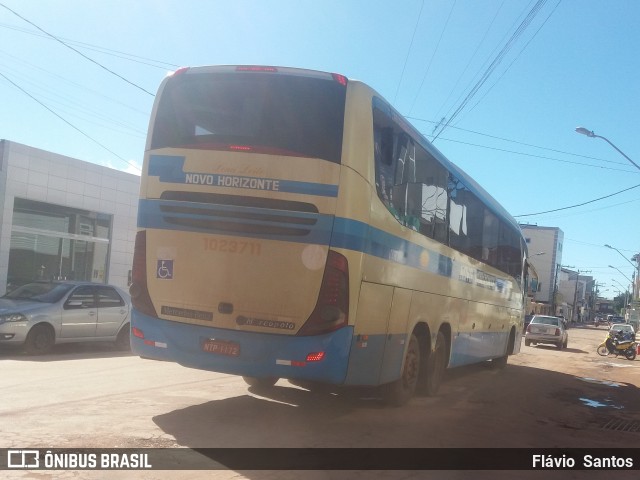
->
[383,334,420,406]
[423,331,446,395]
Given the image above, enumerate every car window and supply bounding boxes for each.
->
[65,286,96,309]
[3,282,75,303]
[96,286,125,308]
[532,316,559,326]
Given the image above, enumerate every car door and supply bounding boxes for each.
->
[60,285,98,338]
[95,286,128,338]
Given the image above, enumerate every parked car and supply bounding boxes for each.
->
[609,316,626,326]
[609,323,636,342]
[0,281,131,354]
[525,315,568,349]
[523,315,534,333]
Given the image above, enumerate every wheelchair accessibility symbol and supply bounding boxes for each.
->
[157,260,174,279]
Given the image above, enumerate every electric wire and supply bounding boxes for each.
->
[513,183,640,217]
[462,0,562,119]
[408,0,457,114]
[0,3,155,96]
[0,70,141,172]
[430,136,639,173]
[431,1,505,124]
[393,0,424,105]
[433,0,548,140]
[0,21,179,70]
[408,116,629,167]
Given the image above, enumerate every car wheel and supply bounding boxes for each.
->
[24,324,55,355]
[563,338,568,349]
[242,376,279,388]
[384,333,421,406]
[115,325,130,350]
[556,341,563,350]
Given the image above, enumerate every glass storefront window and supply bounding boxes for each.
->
[7,199,112,291]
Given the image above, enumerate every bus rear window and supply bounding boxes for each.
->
[151,72,346,164]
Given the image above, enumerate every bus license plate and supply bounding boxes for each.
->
[201,339,240,356]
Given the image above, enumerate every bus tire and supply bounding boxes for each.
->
[383,334,420,406]
[24,324,55,355]
[491,329,514,369]
[423,331,446,396]
[242,376,279,388]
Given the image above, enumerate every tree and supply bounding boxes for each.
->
[613,291,630,313]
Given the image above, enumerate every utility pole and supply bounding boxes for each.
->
[571,269,591,323]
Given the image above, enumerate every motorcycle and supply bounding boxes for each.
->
[596,331,637,360]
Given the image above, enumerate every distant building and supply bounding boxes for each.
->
[520,224,564,315]
[0,140,139,293]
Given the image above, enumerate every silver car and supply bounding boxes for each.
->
[524,315,568,349]
[0,281,131,354]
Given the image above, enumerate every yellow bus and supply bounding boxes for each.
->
[131,65,527,405]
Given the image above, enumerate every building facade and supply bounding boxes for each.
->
[520,224,564,315]
[0,140,139,294]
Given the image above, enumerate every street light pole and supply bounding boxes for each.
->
[605,244,637,301]
[575,127,640,171]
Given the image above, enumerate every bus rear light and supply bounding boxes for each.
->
[132,327,145,339]
[332,73,348,86]
[130,231,158,318]
[172,67,190,76]
[297,250,349,336]
[306,352,325,362]
[229,145,253,151]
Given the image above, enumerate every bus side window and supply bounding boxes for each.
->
[406,145,448,240]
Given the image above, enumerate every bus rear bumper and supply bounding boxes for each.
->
[131,309,353,385]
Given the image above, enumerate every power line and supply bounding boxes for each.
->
[0,3,155,96]
[0,21,179,70]
[0,69,141,172]
[513,183,640,217]
[460,0,563,121]
[431,1,506,123]
[393,0,424,105]
[408,116,630,168]
[408,0,457,114]
[432,0,548,140]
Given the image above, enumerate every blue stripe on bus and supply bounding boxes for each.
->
[148,154,339,197]
[137,199,454,278]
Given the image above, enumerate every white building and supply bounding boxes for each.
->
[0,140,140,293]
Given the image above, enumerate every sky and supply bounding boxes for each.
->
[1,0,638,301]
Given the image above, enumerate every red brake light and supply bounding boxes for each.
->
[229,145,253,151]
[555,328,560,336]
[332,73,348,86]
[306,352,326,362]
[172,67,190,76]
[298,250,349,336]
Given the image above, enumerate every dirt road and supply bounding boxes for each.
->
[1,323,638,479]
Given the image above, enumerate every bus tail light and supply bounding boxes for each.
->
[332,73,348,86]
[130,231,158,318]
[306,352,325,362]
[297,251,349,336]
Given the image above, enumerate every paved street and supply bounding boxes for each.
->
[1,324,639,479]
